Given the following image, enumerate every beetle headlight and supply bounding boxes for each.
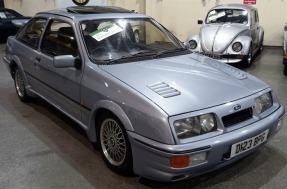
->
[174,113,217,139]
[189,40,197,50]
[232,42,243,52]
[255,92,273,114]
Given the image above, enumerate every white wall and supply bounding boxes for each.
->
[4,0,286,46]
[56,0,106,8]
[109,0,287,46]
[4,0,107,16]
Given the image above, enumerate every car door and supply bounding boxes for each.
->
[34,19,83,121]
[15,17,48,89]
[250,10,259,51]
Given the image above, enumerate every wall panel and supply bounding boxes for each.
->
[4,0,286,46]
[109,0,287,46]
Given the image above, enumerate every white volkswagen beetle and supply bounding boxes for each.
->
[186,4,264,67]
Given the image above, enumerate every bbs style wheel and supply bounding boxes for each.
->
[284,60,287,76]
[98,113,133,174]
[72,0,90,6]
[14,67,30,102]
[134,30,140,43]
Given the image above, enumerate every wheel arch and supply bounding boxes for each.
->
[9,55,36,97]
[258,27,264,44]
[9,55,22,79]
[87,100,134,143]
[231,35,252,55]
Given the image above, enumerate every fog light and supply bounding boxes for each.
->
[189,152,207,166]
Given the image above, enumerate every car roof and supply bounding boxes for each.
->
[36,6,149,20]
[212,4,256,12]
[0,7,23,17]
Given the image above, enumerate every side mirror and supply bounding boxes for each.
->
[198,20,203,25]
[53,55,77,68]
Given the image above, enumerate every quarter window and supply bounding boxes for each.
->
[255,11,259,22]
[17,18,47,48]
[41,20,78,57]
[251,11,256,25]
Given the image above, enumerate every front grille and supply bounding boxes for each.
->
[222,108,253,127]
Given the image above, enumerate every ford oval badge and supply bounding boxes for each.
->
[233,105,241,111]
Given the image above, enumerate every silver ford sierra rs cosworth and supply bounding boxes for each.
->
[3,6,284,182]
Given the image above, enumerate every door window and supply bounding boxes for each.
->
[17,18,47,48]
[250,11,256,25]
[41,20,78,57]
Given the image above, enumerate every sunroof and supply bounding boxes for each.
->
[66,6,133,14]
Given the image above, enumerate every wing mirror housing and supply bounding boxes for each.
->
[198,20,203,25]
[53,55,80,68]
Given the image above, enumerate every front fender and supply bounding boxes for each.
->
[185,34,201,52]
[226,35,252,55]
[87,100,134,142]
[258,26,264,44]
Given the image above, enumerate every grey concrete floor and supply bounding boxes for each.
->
[0,44,287,189]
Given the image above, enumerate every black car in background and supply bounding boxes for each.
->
[0,8,30,43]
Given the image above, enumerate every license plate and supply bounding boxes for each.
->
[230,130,269,158]
[201,53,221,59]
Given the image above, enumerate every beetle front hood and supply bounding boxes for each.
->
[99,54,268,116]
[200,24,249,53]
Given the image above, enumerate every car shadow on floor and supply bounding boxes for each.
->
[4,92,287,189]
[139,146,287,188]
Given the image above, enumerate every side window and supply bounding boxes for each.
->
[250,11,256,25]
[255,11,259,23]
[17,18,47,48]
[41,20,78,57]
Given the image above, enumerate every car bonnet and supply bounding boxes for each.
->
[200,24,248,53]
[99,53,268,116]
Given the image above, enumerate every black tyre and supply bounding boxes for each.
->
[242,44,252,68]
[134,30,140,43]
[14,67,31,102]
[97,113,133,175]
[258,34,264,54]
[284,60,287,76]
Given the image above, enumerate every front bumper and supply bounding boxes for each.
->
[128,105,285,182]
[199,52,246,64]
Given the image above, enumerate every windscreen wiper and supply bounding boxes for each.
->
[155,47,187,57]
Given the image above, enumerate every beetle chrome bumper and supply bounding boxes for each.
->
[128,105,285,182]
[199,52,246,64]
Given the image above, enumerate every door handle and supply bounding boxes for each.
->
[35,57,41,62]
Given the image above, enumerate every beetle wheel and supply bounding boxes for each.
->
[134,30,140,43]
[242,44,252,68]
[258,34,264,54]
[98,113,133,174]
[284,61,287,76]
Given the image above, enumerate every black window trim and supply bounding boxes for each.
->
[16,17,48,50]
[40,18,79,57]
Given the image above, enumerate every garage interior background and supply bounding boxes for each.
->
[3,0,285,46]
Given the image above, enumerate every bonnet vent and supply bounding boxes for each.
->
[208,61,247,80]
[148,82,181,98]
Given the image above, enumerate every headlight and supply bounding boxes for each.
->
[189,40,197,49]
[174,113,217,139]
[232,42,243,52]
[255,92,273,114]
